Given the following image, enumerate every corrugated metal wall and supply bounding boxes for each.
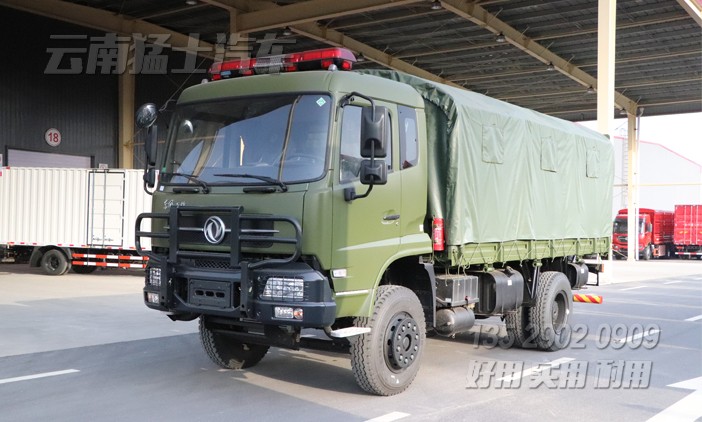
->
[0,7,118,167]
[0,7,210,169]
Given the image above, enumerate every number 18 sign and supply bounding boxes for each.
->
[45,128,61,147]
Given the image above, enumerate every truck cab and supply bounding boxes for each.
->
[136,49,436,395]
[612,208,674,259]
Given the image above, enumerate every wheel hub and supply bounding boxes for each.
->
[385,313,420,370]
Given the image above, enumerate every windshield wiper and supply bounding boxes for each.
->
[162,172,210,193]
[214,173,288,192]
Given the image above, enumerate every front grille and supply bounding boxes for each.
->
[176,211,275,248]
[193,259,231,269]
[136,206,302,271]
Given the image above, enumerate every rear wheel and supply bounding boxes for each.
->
[72,265,98,274]
[40,249,69,276]
[530,272,572,351]
[350,285,426,396]
[199,317,269,370]
[504,306,535,349]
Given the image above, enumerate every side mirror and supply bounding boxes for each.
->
[144,168,156,189]
[359,159,387,185]
[360,106,389,158]
[136,103,159,194]
[145,125,158,167]
[136,103,158,129]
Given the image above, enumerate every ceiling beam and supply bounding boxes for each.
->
[444,48,701,83]
[439,0,638,113]
[0,0,216,58]
[394,13,690,60]
[236,0,423,33]
[203,0,461,87]
[677,0,702,27]
[542,97,702,117]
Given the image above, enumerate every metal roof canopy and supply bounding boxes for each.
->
[2,0,701,121]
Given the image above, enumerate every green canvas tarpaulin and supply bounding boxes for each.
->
[360,70,614,246]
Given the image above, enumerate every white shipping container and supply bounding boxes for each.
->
[0,167,151,249]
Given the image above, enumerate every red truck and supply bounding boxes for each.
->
[674,204,702,259]
[612,208,675,260]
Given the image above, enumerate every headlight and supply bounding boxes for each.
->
[148,267,162,287]
[260,277,304,301]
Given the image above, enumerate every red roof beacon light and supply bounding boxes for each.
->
[208,47,356,81]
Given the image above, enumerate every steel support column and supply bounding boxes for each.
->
[596,0,616,136]
[626,113,640,262]
[118,44,134,169]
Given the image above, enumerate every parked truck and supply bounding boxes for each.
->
[611,208,675,260]
[674,204,702,258]
[0,167,151,275]
[135,48,612,395]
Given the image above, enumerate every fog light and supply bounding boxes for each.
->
[148,267,162,287]
[293,308,303,320]
[146,292,160,304]
[274,306,294,319]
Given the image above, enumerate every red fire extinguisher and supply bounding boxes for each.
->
[432,217,445,251]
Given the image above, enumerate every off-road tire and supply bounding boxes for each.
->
[504,306,535,349]
[199,317,269,370]
[350,285,426,396]
[530,271,572,351]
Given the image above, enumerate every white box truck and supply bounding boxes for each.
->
[0,167,151,275]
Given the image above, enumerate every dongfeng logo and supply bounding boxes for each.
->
[203,216,226,244]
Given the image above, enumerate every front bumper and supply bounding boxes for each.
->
[137,206,335,327]
[144,260,336,327]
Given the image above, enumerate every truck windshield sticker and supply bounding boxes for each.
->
[316,97,327,107]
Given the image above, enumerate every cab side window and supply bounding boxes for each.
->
[398,105,418,169]
[339,106,392,183]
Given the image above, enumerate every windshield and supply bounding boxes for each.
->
[162,94,332,186]
[612,217,646,234]
[612,217,627,234]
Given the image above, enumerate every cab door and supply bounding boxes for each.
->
[331,102,401,311]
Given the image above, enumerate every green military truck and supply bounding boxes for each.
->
[135,48,612,396]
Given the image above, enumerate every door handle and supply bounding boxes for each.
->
[383,214,400,221]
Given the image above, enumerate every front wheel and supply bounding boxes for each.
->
[350,285,426,396]
[199,317,269,370]
[642,245,652,260]
[40,249,69,276]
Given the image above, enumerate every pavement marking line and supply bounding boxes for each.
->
[684,314,702,322]
[663,281,685,285]
[496,357,575,382]
[620,286,647,291]
[364,412,411,422]
[613,329,661,345]
[647,376,702,422]
[0,369,80,385]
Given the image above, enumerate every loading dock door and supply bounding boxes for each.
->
[7,149,92,168]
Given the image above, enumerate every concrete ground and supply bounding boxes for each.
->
[596,258,702,284]
[0,260,701,421]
